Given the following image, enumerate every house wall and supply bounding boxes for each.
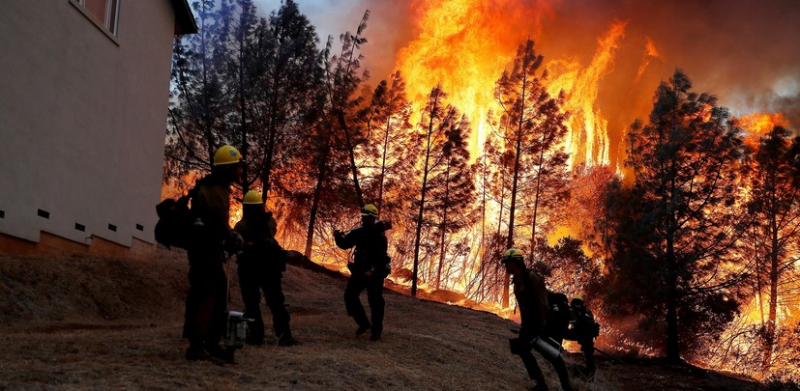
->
[0,1,178,248]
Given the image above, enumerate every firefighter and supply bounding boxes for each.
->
[183,145,243,363]
[503,249,574,391]
[565,295,598,378]
[334,204,391,341]
[234,190,295,346]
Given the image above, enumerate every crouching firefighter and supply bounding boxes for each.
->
[564,295,600,378]
[503,249,574,391]
[234,190,295,346]
[183,145,243,363]
[334,204,391,341]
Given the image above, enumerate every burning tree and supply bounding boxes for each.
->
[605,70,749,363]
[410,85,470,296]
[425,123,476,290]
[490,39,569,307]
[744,126,800,370]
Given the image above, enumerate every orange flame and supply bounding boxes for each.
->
[395,0,557,155]
[548,21,626,167]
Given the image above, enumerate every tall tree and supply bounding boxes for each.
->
[426,124,476,290]
[320,11,371,207]
[248,0,319,201]
[410,85,465,296]
[745,126,800,369]
[166,0,231,185]
[491,39,569,307]
[304,12,371,258]
[608,70,748,362]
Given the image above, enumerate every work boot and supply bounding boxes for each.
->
[369,333,381,342]
[356,324,371,336]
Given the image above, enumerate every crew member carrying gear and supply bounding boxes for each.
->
[334,204,391,341]
[234,190,295,346]
[184,145,244,363]
[564,295,599,378]
[503,249,574,391]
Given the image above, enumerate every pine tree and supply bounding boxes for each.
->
[410,85,466,296]
[608,70,749,362]
[491,39,569,307]
[426,123,476,290]
[745,126,800,369]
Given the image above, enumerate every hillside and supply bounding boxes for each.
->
[0,249,772,391]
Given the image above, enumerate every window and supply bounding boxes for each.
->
[73,0,120,35]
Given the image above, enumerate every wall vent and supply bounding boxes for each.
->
[0,210,4,218]
[108,224,117,232]
[37,209,50,219]
[75,223,85,232]
[135,224,144,231]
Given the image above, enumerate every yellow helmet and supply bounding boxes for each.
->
[502,248,524,262]
[360,204,379,217]
[243,190,263,205]
[213,145,242,166]
[572,295,584,303]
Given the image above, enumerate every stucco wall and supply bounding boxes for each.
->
[0,1,178,247]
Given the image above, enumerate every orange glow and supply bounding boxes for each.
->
[548,21,626,167]
[395,0,556,156]
[740,113,790,147]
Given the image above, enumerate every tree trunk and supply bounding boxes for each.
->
[529,137,547,258]
[436,160,452,290]
[305,145,330,259]
[503,130,523,308]
[762,207,780,370]
[411,97,438,296]
[337,110,364,208]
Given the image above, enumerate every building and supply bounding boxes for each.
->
[0,0,196,257]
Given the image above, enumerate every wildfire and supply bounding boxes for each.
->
[740,112,790,147]
[547,21,626,167]
[395,0,557,156]
[395,0,634,169]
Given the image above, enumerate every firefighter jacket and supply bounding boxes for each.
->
[513,270,550,334]
[334,224,389,274]
[234,211,285,272]
[190,174,234,247]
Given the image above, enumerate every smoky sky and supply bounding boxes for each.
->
[270,0,800,130]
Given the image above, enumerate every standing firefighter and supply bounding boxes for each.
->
[503,249,574,391]
[234,190,295,346]
[183,145,243,363]
[334,204,391,341]
[565,295,599,378]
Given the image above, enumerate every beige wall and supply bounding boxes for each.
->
[0,1,179,247]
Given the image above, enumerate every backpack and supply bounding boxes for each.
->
[154,194,194,249]
[545,291,571,340]
[570,305,600,339]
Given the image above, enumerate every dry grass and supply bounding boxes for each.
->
[0,249,759,391]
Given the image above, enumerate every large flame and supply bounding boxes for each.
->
[395,0,631,169]
[395,0,556,156]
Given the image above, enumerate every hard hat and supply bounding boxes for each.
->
[571,295,585,306]
[243,190,263,205]
[572,295,584,303]
[213,145,242,166]
[502,248,524,262]
[360,204,379,217]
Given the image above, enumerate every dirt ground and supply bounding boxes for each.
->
[0,250,768,391]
